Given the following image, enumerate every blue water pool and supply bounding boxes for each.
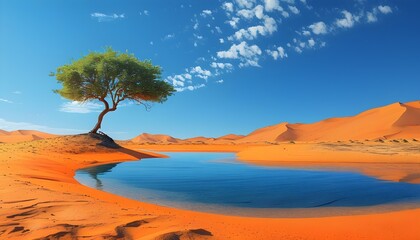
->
[75,152,420,215]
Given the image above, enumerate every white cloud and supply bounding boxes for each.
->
[232,16,277,40]
[299,42,306,48]
[167,75,183,87]
[167,70,206,92]
[90,12,125,22]
[302,30,311,36]
[308,21,328,35]
[366,5,393,24]
[166,72,194,88]
[308,38,315,47]
[0,118,84,135]
[0,98,13,104]
[219,38,225,43]
[254,5,265,19]
[163,33,175,40]
[190,66,212,80]
[236,0,256,9]
[288,5,300,14]
[237,5,265,20]
[139,10,149,16]
[266,46,287,60]
[237,9,255,19]
[335,10,359,28]
[222,2,234,12]
[264,0,281,12]
[367,11,377,23]
[263,0,290,17]
[216,79,224,84]
[150,41,154,45]
[217,41,260,59]
[378,5,392,14]
[194,34,203,40]
[201,10,213,17]
[210,62,234,70]
[175,84,206,92]
[227,17,240,28]
[217,41,262,67]
[60,101,103,114]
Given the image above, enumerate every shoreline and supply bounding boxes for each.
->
[1,136,420,239]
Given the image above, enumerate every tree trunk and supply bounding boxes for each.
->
[90,108,110,133]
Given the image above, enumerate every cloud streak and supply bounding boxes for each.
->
[91,12,125,22]
[0,118,85,135]
[0,98,13,104]
[59,101,103,114]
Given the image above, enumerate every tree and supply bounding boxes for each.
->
[52,48,175,133]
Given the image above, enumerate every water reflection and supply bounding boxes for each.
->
[81,163,118,189]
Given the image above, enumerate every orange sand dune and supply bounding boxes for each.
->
[183,134,246,144]
[184,136,216,143]
[216,134,245,141]
[130,133,180,144]
[128,101,420,145]
[0,129,9,135]
[0,129,58,143]
[1,135,420,239]
[239,101,420,143]
[128,133,246,145]
[237,122,289,143]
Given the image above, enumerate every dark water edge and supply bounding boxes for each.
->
[75,152,420,217]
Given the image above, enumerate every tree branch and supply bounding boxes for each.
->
[98,98,110,110]
[134,99,152,111]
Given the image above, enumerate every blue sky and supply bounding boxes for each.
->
[0,0,419,139]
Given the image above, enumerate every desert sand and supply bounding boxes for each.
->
[1,134,420,239]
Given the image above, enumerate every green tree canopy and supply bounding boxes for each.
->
[53,47,175,133]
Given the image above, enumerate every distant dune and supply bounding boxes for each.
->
[128,133,246,145]
[0,130,58,143]
[217,134,245,141]
[237,101,420,143]
[130,133,180,144]
[3,101,419,144]
[129,101,419,144]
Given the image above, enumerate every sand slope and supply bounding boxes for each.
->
[239,101,420,143]
[0,130,58,143]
